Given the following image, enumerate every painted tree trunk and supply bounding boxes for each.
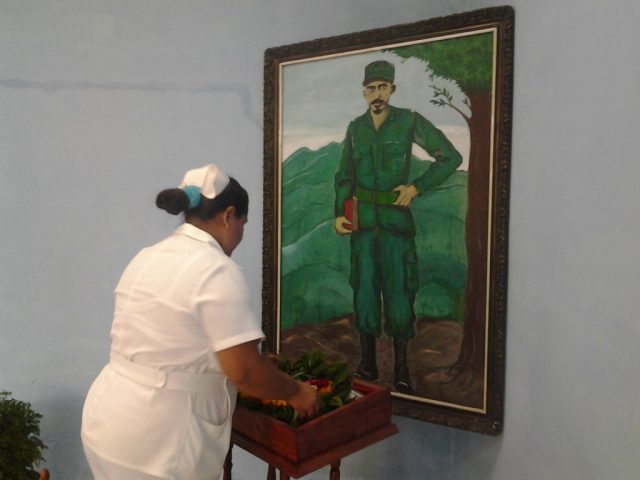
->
[455,89,492,376]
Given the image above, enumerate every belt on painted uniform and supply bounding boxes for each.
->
[355,186,399,205]
[109,353,225,392]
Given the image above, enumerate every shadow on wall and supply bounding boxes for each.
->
[333,416,503,479]
[38,393,92,479]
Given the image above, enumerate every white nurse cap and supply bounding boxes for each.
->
[178,164,230,199]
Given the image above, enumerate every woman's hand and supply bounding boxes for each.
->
[288,382,320,419]
[218,341,319,418]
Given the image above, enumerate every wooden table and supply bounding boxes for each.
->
[224,422,397,479]
[223,380,398,479]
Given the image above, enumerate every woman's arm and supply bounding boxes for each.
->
[216,340,319,418]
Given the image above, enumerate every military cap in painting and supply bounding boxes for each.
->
[362,60,395,85]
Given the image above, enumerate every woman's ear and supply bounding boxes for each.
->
[223,206,236,229]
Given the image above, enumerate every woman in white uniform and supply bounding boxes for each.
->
[81,164,318,480]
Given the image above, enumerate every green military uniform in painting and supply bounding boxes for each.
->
[335,105,462,335]
[334,60,462,393]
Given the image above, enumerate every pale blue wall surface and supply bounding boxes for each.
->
[1,1,639,479]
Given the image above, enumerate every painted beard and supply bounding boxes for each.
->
[370,100,387,114]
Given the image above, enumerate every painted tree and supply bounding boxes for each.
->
[392,32,494,382]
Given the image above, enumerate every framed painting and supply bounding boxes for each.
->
[262,6,514,435]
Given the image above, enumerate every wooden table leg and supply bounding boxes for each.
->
[330,460,341,480]
[267,465,276,480]
[279,470,290,480]
[222,444,233,480]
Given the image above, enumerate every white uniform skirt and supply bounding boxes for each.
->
[81,355,236,480]
[83,443,167,480]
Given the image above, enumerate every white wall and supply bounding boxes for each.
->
[1,1,639,479]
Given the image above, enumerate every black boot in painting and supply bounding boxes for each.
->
[355,333,379,381]
[393,338,414,394]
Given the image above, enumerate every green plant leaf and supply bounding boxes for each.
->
[237,350,354,426]
[0,391,47,480]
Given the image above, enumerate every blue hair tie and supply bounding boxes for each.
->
[182,185,202,210]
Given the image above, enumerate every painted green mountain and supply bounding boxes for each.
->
[280,142,467,329]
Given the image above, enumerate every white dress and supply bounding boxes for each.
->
[81,224,264,480]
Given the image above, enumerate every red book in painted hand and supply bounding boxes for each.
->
[344,198,358,232]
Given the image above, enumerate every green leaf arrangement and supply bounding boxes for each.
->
[0,391,47,480]
[238,350,353,427]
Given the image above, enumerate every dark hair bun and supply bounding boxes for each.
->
[156,188,189,215]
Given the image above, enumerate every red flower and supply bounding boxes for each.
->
[306,379,333,394]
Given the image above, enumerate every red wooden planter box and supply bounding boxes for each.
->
[231,379,395,463]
